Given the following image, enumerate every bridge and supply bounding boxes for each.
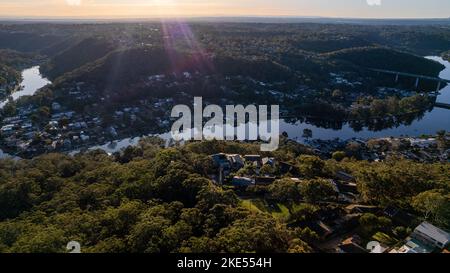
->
[369,68,450,91]
[435,102,450,110]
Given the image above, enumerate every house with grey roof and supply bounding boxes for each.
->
[411,222,450,249]
[390,222,450,253]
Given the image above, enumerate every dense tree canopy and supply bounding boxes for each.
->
[0,139,447,253]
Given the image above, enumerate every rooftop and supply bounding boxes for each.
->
[415,222,450,245]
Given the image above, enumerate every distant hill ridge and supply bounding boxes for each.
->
[41,37,116,79]
[324,46,445,76]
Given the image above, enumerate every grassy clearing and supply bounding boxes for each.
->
[240,199,291,221]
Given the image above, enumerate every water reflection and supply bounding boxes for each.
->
[0,66,51,158]
[284,107,432,133]
[280,56,449,141]
[0,66,50,109]
[1,58,449,158]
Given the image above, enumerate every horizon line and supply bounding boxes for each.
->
[0,15,449,21]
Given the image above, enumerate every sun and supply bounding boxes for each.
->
[151,0,176,7]
[366,0,382,6]
[65,0,82,6]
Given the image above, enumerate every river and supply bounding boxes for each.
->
[78,56,450,154]
[1,58,449,157]
[0,66,50,158]
[280,56,450,141]
[0,66,51,109]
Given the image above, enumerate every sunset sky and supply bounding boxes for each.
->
[0,0,449,19]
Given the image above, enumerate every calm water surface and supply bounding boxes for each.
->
[1,58,450,157]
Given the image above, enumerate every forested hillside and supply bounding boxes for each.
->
[325,47,445,76]
[1,22,450,159]
[51,46,294,91]
[41,38,117,80]
[0,139,448,253]
[2,22,450,83]
[0,31,64,53]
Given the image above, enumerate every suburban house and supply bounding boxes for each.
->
[244,155,263,167]
[390,222,450,253]
[255,176,277,185]
[383,206,416,227]
[335,171,355,182]
[411,222,450,249]
[232,176,255,187]
[337,236,368,253]
[279,161,296,174]
[345,205,378,214]
[227,154,245,170]
[211,153,231,169]
[211,153,279,187]
[262,157,276,166]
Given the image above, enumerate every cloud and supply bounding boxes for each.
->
[366,0,382,6]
